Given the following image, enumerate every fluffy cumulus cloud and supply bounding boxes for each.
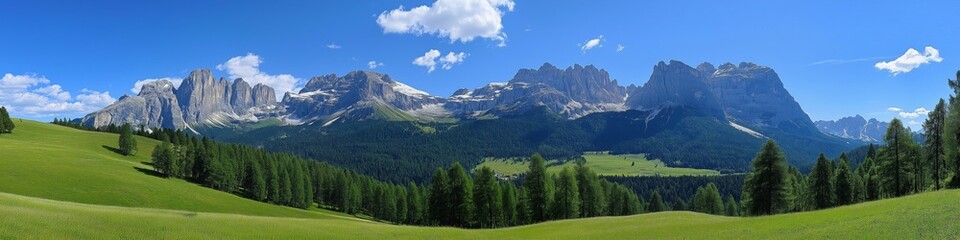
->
[412,49,467,73]
[217,53,299,98]
[0,73,116,118]
[888,106,930,119]
[875,46,943,75]
[580,35,603,52]
[368,61,384,69]
[377,0,514,46]
[131,77,183,94]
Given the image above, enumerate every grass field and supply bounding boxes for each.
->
[2,120,958,239]
[0,120,350,219]
[477,152,720,177]
[0,188,957,239]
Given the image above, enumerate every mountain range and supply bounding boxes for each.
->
[81,60,860,180]
[814,115,889,143]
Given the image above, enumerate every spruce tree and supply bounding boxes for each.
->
[553,167,580,219]
[150,137,176,177]
[575,159,605,217]
[693,183,723,215]
[808,153,834,209]
[647,190,666,212]
[946,70,960,188]
[406,182,423,225]
[447,162,474,227]
[925,99,947,190]
[473,166,502,228]
[880,118,918,196]
[501,182,519,226]
[428,168,450,225]
[724,195,739,216]
[118,123,137,156]
[523,153,550,222]
[743,140,790,216]
[834,154,853,206]
[0,106,11,133]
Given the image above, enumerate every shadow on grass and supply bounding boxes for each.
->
[134,166,165,178]
[101,145,124,156]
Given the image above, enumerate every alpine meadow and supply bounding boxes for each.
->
[2,1,960,239]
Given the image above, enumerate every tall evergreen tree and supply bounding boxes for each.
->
[925,99,947,190]
[692,183,724,215]
[473,166,502,228]
[118,123,137,156]
[0,106,13,134]
[946,70,960,188]
[501,182,519,225]
[150,137,177,177]
[724,195,739,216]
[743,140,790,215]
[242,159,267,201]
[523,153,550,222]
[834,154,853,206]
[574,159,605,217]
[552,167,580,219]
[672,197,687,211]
[808,153,834,209]
[879,118,918,197]
[647,190,666,212]
[447,162,474,227]
[428,168,450,225]
[406,182,424,225]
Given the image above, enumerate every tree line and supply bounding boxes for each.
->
[0,106,15,134]
[741,70,960,216]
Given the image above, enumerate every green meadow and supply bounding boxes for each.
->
[477,152,720,177]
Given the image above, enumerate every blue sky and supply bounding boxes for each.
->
[2,0,958,127]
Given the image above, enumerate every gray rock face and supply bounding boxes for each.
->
[81,80,187,129]
[444,63,627,118]
[815,115,888,142]
[626,60,725,118]
[627,60,820,135]
[282,71,443,121]
[82,69,277,130]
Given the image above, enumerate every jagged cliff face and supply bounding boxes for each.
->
[444,63,627,118]
[815,115,888,142]
[626,60,820,136]
[282,71,443,122]
[82,69,277,130]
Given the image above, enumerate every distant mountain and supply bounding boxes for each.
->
[445,63,627,118]
[282,71,444,125]
[815,115,888,143]
[82,69,276,130]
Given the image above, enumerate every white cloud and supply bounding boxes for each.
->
[440,52,468,70]
[216,53,300,99]
[130,77,183,94]
[413,49,441,73]
[580,35,603,52]
[326,44,341,49]
[368,61,384,69]
[874,46,943,75]
[888,106,930,119]
[0,73,116,118]
[616,44,624,52]
[376,0,514,46]
[412,49,467,73]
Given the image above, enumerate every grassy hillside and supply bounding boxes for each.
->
[1,188,957,239]
[477,152,720,177]
[0,119,347,219]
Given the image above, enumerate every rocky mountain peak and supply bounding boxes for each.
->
[696,62,716,75]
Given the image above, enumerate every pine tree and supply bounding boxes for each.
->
[243,159,267,201]
[150,137,177,177]
[946,70,960,188]
[118,123,137,156]
[447,162,474,227]
[834,154,853,206]
[647,190,666,212]
[925,99,947,190]
[724,195,739,216]
[743,140,790,215]
[879,118,918,197]
[473,166,502,228]
[0,106,12,134]
[501,182,519,226]
[692,183,724,215]
[552,167,580,219]
[808,153,834,209]
[428,168,450,225]
[523,153,550,222]
[406,182,423,225]
[575,159,605,217]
